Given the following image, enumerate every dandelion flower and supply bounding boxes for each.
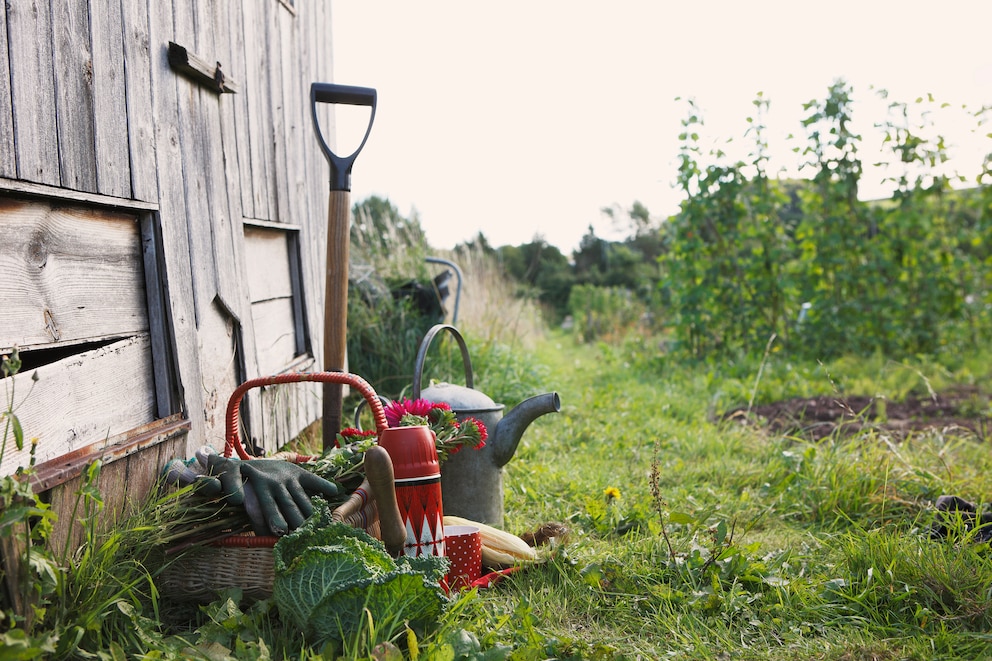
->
[604,486,621,500]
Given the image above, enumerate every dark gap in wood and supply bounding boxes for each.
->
[14,337,127,373]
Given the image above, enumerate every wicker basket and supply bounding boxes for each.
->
[159,371,394,602]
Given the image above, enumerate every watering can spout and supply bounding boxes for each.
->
[491,392,561,467]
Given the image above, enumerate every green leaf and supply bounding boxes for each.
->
[668,512,695,525]
[10,414,23,452]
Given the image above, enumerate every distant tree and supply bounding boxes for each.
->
[572,226,608,282]
[499,238,573,321]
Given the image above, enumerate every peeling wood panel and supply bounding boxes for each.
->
[0,335,156,477]
[90,0,131,199]
[50,1,97,192]
[0,1,17,178]
[8,0,60,185]
[0,198,147,352]
[120,0,157,203]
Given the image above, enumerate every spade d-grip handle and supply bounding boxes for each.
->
[310,82,377,191]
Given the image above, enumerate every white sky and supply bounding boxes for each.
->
[330,1,992,254]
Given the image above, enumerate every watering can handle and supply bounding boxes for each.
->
[412,324,474,399]
[352,395,395,431]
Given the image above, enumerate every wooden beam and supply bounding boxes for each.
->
[166,41,240,94]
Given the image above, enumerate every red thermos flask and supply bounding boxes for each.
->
[377,426,445,557]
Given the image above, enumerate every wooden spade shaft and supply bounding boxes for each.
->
[323,188,350,446]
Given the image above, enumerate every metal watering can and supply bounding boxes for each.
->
[412,324,560,527]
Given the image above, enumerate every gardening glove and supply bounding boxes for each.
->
[200,454,340,536]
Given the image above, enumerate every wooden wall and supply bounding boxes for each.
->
[0,0,342,526]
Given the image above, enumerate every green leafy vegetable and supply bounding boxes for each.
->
[272,498,448,646]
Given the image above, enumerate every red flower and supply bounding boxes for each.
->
[334,427,377,448]
[464,417,488,443]
[384,398,439,427]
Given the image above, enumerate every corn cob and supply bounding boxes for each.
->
[443,515,538,567]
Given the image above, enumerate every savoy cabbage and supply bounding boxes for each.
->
[272,498,449,646]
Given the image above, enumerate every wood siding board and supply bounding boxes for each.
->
[242,2,273,219]
[212,0,263,433]
[9,0,62,185]
[51,0,97,192]
[0,335,156,477]
[259,2,282,223]
[172,3,218,323]
[141,212,180,419]
[279,7,303,229]
[147,0,207,453]
[226,0,254,219]
[89,0,131,198]
[192,1,240,317]
[119,0,158,203]
[297,1,322,364]
[0,199,148,352]
[0,0,16,177]
[7,0,60,185]
[172,2,240,448]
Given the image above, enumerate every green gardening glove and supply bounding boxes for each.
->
[201,455,340,536]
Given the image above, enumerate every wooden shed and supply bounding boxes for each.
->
[0,0,345,532]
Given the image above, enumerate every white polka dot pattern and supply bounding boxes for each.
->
[444,525,482,590]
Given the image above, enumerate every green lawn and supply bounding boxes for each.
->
[452,334,992,660]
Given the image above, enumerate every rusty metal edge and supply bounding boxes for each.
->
[30,414,191,492]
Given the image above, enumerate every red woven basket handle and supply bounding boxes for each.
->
[224,371,389,459]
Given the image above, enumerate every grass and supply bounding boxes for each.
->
[440,333,992,659]
[8,329,992,659]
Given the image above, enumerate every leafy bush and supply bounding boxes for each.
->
[661,82,992,360]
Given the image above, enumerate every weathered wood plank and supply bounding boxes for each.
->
[225,1,254,219]
[147,0,208,454]
[89,0,130,198]
[170,3,242,449]
[268,2,291,224]
[250,297,298,376]
[120,0,158,203]
[257,369,321,453]
[243,226,294,302]
[0,0,16,178]
[8,0,60,185]
[171,3,220,324]
[0,198,147,352]
[0,335,156,477]
[297,0,326,368]
[50,0,97,192]
[241,2,273,220]
[190,1,241,317]
[0,178,156,211]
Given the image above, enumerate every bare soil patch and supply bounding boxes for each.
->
[724,385,992,441]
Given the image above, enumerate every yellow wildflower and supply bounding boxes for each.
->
[604,486,621,500]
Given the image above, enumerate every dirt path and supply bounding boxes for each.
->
[724,385,991,441]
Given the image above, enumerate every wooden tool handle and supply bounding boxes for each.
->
[323,189,351,446]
